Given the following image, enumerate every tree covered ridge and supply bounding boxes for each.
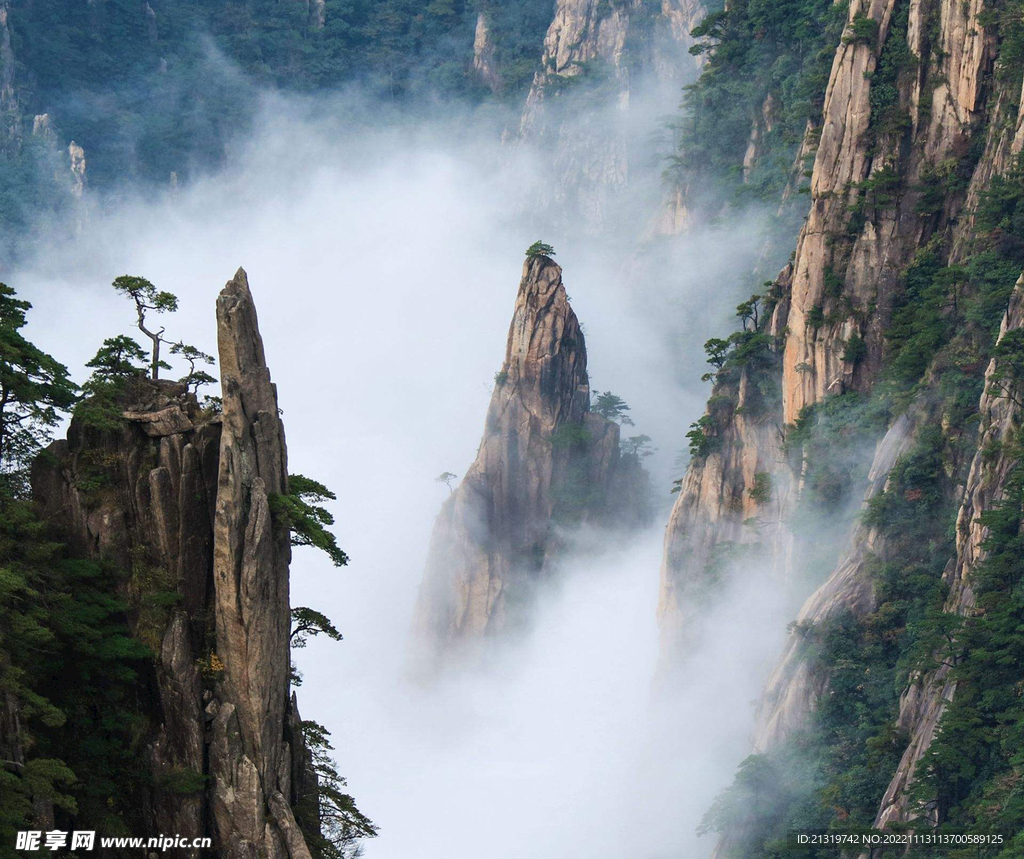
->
[668,0,846,204]
[0,0,555,241]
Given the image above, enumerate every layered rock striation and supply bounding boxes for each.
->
[655,0,1024,843]
[32,269,319,856]
[518,0,704,231]
[414,255,649,649]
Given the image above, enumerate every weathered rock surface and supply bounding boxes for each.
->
[414,255,649,651]
[655,0,1024,845]
[209,268,307,858]
[31,269,318,856]
[662,0,1023,680]
[779,0,1005,425]
[518,0,704,232]
[750,412,915,753]
[472,12,502,93]
[657,352,794,659]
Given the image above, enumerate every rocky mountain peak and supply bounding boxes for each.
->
[413,254,649,658]
[497,254,590,433]
[30,268,318,857]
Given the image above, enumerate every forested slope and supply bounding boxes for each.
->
[657,0,1024,850]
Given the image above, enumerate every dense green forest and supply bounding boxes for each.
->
[0,0,553,239]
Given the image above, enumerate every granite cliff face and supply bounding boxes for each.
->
[663,0,1023,666]
[518,0,704,231]
[414,255,649,650]
[872,283,1024,829]
[655,0,1024,842]
[31,269,319,856]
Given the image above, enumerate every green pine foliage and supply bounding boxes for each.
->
[0,284,77,482]
[298,720,378,859]
[701,145,1024,850]
[0,284,153,844]
[2,0,553,220]
[670,0,848,202]
[270,474,350,567]
[702,429,956,853]
[526,240,556,257]
[1,283,369,854]
[912,429,1024,843]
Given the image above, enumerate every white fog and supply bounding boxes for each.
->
[12,91,791,859]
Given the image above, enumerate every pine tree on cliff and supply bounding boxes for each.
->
[0,284,76,484]
[112,275,178,380]
[0,282,151,843]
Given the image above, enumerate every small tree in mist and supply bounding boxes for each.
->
[111,275,220,394]
[526,240,556,258]
[623,434,655,458]
[593,391,635,425]
[298,720,378,859]
[736,294,762,331]
[435,471,457,493]
[702,338,730,381]
[290,607,343,648]
[698,753,795,846]
[269,474,349,567]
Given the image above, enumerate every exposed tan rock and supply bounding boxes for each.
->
[31,113,53,138]
[67,141,86,198]
[209,267,303,858]
[123,404,194,436]
[414,255,648,651]
[31,269,319,855]
[657,267,794,665]
[519,0,703,231]
[33,395,221,838]
[742,94,777,183]
[472,12,502,93]
[657,0,1023,844]
[780,0,1001,425]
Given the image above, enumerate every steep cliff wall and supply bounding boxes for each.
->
[664,0,1024,671]
[414,255,648,651]
[657,308,793,658]
[660,0,1024,844]
[873,283,1024,829]
[208,270,312,858]
[749,412,915,753]
[31,270,319,856]
[32,378,220,839]
[519,0,704,231]
[778,0,1002,424]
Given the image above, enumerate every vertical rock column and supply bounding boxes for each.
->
[414,255,648,657]
[209,268,310,859]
